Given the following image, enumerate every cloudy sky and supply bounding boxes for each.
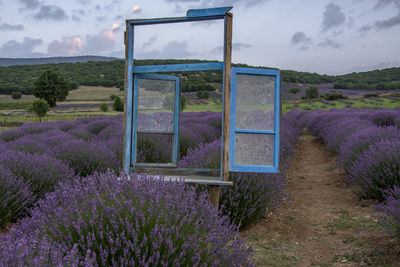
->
[0,0,399,75]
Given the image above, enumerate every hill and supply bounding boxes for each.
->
[0,57,399,95]
[0,56,119,66]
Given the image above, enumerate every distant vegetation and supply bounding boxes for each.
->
[0,58,399,96]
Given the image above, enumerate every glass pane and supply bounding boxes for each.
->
[136,133,173,163]
[236,74,275,130]
[137,78,175,132]
[234,133,274,166]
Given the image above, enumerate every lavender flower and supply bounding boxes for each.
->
[0,172,253,266]
[374,186,400,239]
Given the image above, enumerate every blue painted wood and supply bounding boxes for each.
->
[187,6,232,17]
[128,15,225,26]
[132,73,180,167]
[235,129,275,134]
[229,67,281,173]
[174,77,181,164]
[132,62,223,73]
[124,23,134,174]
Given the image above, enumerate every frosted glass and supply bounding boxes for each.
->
[236,74,275,130]
[137,79,175,132]
[234,133,274,166]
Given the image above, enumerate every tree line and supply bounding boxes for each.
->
[0,59,399,95]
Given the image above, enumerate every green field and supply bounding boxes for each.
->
[2,85,400,133]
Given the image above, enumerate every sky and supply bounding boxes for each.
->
[0,0,399,75]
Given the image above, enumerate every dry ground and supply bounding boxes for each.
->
[242,134,400,266]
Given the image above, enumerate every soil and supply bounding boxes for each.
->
[242,134,400,266]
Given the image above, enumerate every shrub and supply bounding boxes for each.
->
[29,99,50,123]
[100,103,109,112]
[289,87,300,94]
[0,151,75,199]
[374,186,400,239]
[11,91,22,100]
[0,172,253,266]
[110,94,117,101]
[305,86,318,99]
[369,110,396,127]
[179,139,221,169]
[347,139,400,200]
[197,91,209,99]
[338,126,400,171]
[220,172,285,228]
[113,96,124,112]
[53,139,120,177]
[0,166,33,228]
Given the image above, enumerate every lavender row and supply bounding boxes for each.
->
[0,112,253,265]
[298,108,400,239]
[179,110,304,227]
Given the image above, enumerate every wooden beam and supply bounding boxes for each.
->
[209,12,233,208]
[122,29,128,172]
[222,13,233,182]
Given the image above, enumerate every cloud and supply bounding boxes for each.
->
[33,5,68,21]
[136,41,192,59]
[210,42,252,54]
[73,9,86,16]
[165,0,268,9]
[0,37,43,57]
[373,0,400,30]
[291,31,310,45]
[322,2,346,32]
[346,61,400,73]
[132,5,141,13]
[96,16,108,23]
[48,36,82,56]
[318,38,342,49]
[0,23,24,31]
[72,15,81,22]
[358,24,372,36]
[18,0,41,10]
[95,5,102,11]
[375,13,400,29]
[83,28,118,54]
[290,31,311,50]
[76,0,90,4]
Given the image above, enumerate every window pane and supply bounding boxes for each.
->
[235,74,275,130]
[136,133,174,163]
[234,133,274,166]
[137,78,175,132]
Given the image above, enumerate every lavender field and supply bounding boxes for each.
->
[298,108,400,239]
[0,111,303,265]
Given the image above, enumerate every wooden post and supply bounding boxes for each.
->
[209,12,233,207]
[122,28,128,171]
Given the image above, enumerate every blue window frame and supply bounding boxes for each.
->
[229,67,280,173]
[131,74,181,168]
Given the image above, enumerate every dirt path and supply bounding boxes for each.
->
[242,134,400,266]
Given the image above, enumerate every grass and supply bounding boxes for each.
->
[65,86,124,102]
[283,97,400,113]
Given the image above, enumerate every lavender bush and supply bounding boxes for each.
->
[347,138,400,200]
[0,151,75,199]
[338,126,400,171]
[0,166,33,228]
[0,172,253,266]
[53,139,120,177]
[374,186,400,239]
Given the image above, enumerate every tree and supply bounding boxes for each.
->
[305,86,319,99]
[11,91,22,100]
[113,96,124,112]
[289,87,300,95]
[30,99,50,122]
[100,103,109,112]
[197,91,209,99]
[34,70,70,107]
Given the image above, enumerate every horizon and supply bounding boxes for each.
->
[0,0,399,75]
